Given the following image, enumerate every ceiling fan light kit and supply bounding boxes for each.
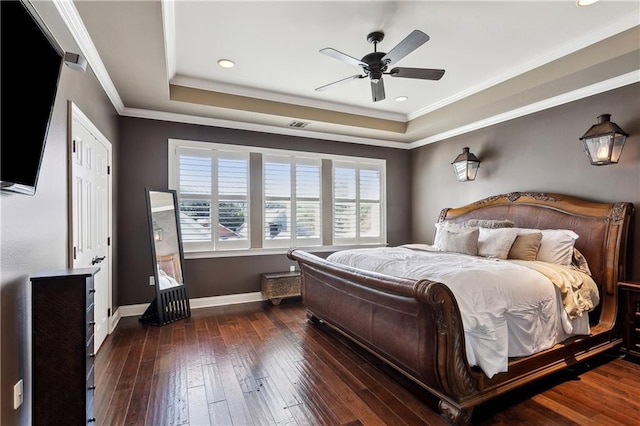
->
[316,30,445,102]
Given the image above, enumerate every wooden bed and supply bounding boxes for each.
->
[287,192,634,425]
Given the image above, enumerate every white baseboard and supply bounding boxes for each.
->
[116,291,267,319]
[109,307,122,333]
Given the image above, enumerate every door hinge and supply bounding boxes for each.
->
[107,165,111,175]
[73,246,77,260]
[108,308,111,317]
[72,139,76,153]
[107,237,111,246]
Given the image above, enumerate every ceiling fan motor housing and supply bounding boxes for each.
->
[362,52,387,82]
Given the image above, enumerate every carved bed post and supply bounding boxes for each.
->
[414,280,479,425]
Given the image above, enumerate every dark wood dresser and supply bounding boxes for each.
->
[619,281,640,359]
[31,267,100,425]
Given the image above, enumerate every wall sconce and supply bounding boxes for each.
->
[452,147,481,182]
[153,221,163,241]
[579,114,628,165]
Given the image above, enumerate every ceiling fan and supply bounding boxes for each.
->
[316,30,445,102]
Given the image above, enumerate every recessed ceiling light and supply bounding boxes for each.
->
[217,59,235,68]
[576,0,599,6]
[395,96,408,102]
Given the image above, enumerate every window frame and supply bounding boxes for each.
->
[169,138,386,257]
[332,160,386,246]
[262,154,322,249]
[170,145,251,252]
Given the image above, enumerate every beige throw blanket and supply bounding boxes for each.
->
[510,260,599,319]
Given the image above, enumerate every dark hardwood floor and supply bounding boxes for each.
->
[95,299,640,425]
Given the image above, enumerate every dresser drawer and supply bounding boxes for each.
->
[86,333,95,378]
[86,280,95,306]
[86,304,95,337]
[87,366,96,423]
[619,281,640,358]
[628,292,640,351]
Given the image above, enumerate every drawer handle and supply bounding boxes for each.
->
[88,418,96,423]
[89,353,95,358]
[89,289,96,294]
[88,385,96,390]
[89,321,96,327]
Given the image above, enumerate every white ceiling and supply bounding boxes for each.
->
[61,1,639,148]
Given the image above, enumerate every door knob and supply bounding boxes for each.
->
[91,256,106,265]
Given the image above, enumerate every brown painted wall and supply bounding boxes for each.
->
[117,117,412,305]
[411,83,640,279]
[0,5,119,424]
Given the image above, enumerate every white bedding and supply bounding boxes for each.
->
[326,246,598,378]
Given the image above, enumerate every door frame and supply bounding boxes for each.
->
[67,101,114,333]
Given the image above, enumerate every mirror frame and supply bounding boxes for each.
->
[140,187,191,325]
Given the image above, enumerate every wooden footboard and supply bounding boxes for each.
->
[287,192,634,425]
[287,249,480,424]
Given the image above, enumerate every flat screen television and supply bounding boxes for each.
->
[1,0,64,195]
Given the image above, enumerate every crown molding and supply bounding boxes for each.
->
[408,70,640,150]
[161,0,176,81]
[52,0,124,113]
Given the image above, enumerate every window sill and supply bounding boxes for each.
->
[184,243,388,259]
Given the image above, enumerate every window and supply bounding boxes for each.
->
[263,155,321,248]
[169,139,385,254]
[333,161,383,245]
[174,146,249,251]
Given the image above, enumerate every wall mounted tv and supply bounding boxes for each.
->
[1,0,64,195]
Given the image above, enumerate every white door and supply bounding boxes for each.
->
[70,107,112,351]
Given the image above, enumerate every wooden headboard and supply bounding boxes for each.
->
[157,253,183,284]
[439,192,634,327]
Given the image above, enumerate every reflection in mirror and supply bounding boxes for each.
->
[149,191,183,289]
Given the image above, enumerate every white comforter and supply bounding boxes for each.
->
[327,246,598,378]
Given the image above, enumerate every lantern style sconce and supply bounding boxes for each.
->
[579,114,628,166]
[153,221,163,241]
[452,147,481,181]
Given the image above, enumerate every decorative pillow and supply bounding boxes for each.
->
[533,229,579,265]
[433,221,467,249]
[571,248,592,276]
[508,232,543,261]
[465,219,515,229]
[438,226,479,256]
[477,227,519,259]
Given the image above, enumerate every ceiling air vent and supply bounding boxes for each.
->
[288,120,309,129]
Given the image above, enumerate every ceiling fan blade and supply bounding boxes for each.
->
[371,78,385,102]
[315,74,364,92]
[319,48,366,68]
[389,67,445,80]
[381,30,430,66]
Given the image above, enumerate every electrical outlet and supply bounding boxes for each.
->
[14,379,23,409]
[149,276,155,286]
[289,265,296,272]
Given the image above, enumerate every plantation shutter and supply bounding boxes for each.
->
[175,147,249,251]
[333,161,383,245]
[264,155,321,248]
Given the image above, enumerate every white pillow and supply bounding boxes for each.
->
[537,229,579,265]
[478,228,519,259]
[514,228,579,265]
[433,221,469,250]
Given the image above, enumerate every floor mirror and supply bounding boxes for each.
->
[140,188,191,325]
